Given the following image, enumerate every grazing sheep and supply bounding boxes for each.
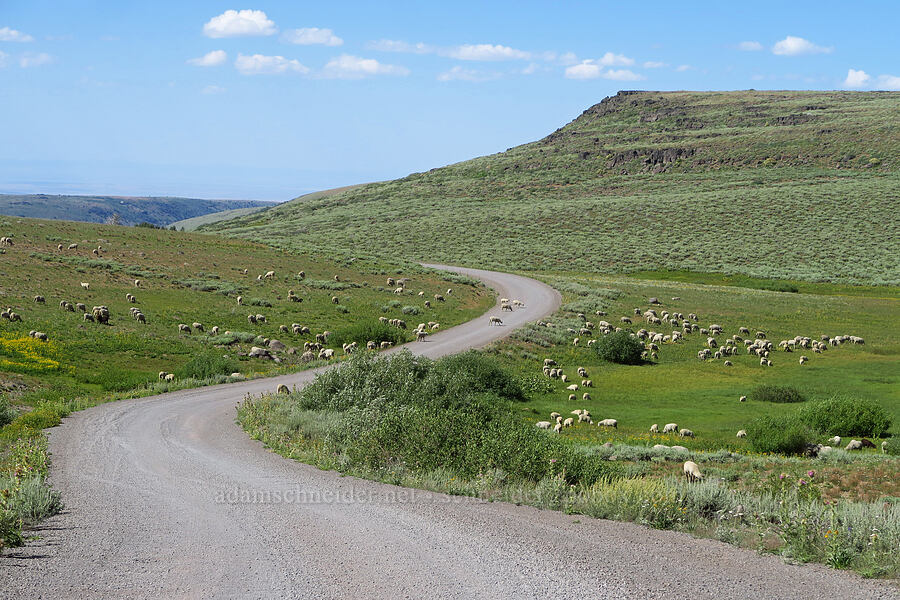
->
[568,394,576,401]
[192,322,204,332]
[649,424,659,433]
[91,306,109,324]
[582,393,591,401]
[178,324,191,333]
[799,355,809,365]
[560,374,568,382]
[620,316,632,324]
[264,270,275,279]
[247,314,257,324]
[489,316,502,326]
[739,395,747,402]
[333,275,340,282]
[80,282,90,290]
[134,279,141,287]
[165,373,175,383]
[535,421,552,430]
[136,313,146,324]
[83,312,94,322]
[297,271,305,279]
[680,429,694,438]
[883,441,888,454]
[550,412,560,420]
[68,243,78,250]
[424,300,431,308]
[683,461,703,482]
[736,430,747,438]
[57,243,63,251]
[158,371,168,380]
[237,296,243,305]
[501,302,513,312]
[434,294,445,302]
[566,384,579,391]
[663,423,678,433]
[598,418,618,428]
[33,295,45,303]
[563,418,574,428]
[845,440,863,451]
[280,325,289,333]
[723,360,733,366]
[255,314,266,323]
[367,341,377,350]
[416,330,428,342]
[553,423,562,434]
[318,348,335,360]
[331,296,340,304]
[828,436,841,445]
[276,384,290,395]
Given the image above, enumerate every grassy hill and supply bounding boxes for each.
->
[0,194,273,227]
[207,90,900,285]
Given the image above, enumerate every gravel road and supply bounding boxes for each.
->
[1,265,896,599]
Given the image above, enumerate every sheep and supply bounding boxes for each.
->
[679,429,694,438]
[560,374,568,382]
[126,293,137,303]
[799,356,808,365]
[566,384,579,391]
[386,277,395,287]
[91,306,109,324]
[331,296,339,304]
[489,316,502,326]
[723,360,733,366]
[297,271,305,279]
[135,313,146,324]
[549,412,560,420]
[255,314,266,323]
[663,423,678,433]
[683,461,703,482]
[264,270,275,279]
[192,322,204,332]
[535,421,552,430]
[30,331,48,341]
[83,312,94,322]
[736,430,747,438]
[92,248,100,256]
[178,324,191,333]
[652,444,669,450]
[582,379,593,387]
[571,409,583,416]
[430,322,440,331]
[568,393,576,401]
[279,325,289,334]
[553,423,563,434]
[236,296,243,305]
[883,441,889,454]
[367,341,377,350]
[578,412,592,424]
[276,384,290,395]
[333,275,340,282]
[563,418,574,428]
[158,371,168,380]
[57,243,63,251]
[434,294,445,302]
[845,440,863,451]
[598,418,617,428]
[739,395,747,402]
[394,287,404,295]
[416,330,428,342]
[165,373,175,382]
[671,445,689,452]
[318,348,335,360]
[247,314,257,324]
[649,423,659,433]
[582,392,591,401]
[620,316,632,324]
[501,302,513,312]
[68,243,78,250]
[80,282,90,290]
[828,435,841,445]
[424,300,431,308]
[33,295,45,303]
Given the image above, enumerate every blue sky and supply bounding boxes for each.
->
[1,1,898,201]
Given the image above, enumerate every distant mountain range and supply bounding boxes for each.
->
[0,194,275,227]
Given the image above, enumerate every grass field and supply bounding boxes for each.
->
[207,91,900,285]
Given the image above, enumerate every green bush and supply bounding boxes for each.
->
[401,305,420,315]
[330,322,406,347]
[0,398,16,427]
[594,330,645,365]
[883,438,900,456]
[176,353,238,380]
[750,385,805,403]
[246,297,272,307]
[16,406,64,431]
[745,414,816,455]
[209,331,257,345]
[799,395,892,437]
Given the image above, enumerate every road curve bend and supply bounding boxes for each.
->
[1,266,895,599]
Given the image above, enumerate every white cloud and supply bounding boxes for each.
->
[0,50,8,68]
[19,52,52,68]
[366,39,433,54]
[321,54,409,79]
[201,85,225,94]
[282,27,342,46]
[187,50,227,67]
[603,68,644,81]
[0,26,33,42]
[738,41,763,51]
[520,62,539,75]
[843,68,870,88]
[675,64,693,72]
[437,65,499,82]
[234,53,308,75]
[556,51,578,65]
[596,52,634,66]
[643,61,667,68]
[203,9,276,38]
[772,35,832,56]
[565,61,644,81]
[876,74,900,90]
[445,44,530,61]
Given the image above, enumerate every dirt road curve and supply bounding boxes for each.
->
[1,266,896,599]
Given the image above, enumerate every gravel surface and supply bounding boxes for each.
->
[1,265,897,599]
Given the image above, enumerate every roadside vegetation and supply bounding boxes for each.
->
[0,216,492,548]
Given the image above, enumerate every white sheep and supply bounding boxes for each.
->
[264,270,275,279]
[553,423,562,434]
[164,373,175,382]
[828,435,841,445]
[683,461,703,482]
[649,423,659,433]
[663,423,678,433]
[679,429,694,438]
[276,384,290,394]
[739,395,747,402]
[488,316,502,326]
[598,418,617,428]
[549,412,560,420]
[80,282,90,290]
[845,440,863,451]
[563,417,574,428]
[736,430,747,438]
[566,383,579,391]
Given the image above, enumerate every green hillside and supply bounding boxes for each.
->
[207,91,900,285]
[0,194,273,227]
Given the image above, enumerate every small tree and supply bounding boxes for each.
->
[594,330,645,365]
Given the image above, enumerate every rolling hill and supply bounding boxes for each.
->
[206,90,900,285]
[0,194,274,227]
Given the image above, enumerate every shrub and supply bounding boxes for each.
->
[176,353,238,380]
[594,330,645,365]
[209,331,257,345]
[0,398,16,427]
[401,305,420,315]
[745,414,816,455]
[330,322,406,347]
[750,385,805,403]
[246,298,272,307]
[335,304,350,314]
[799,395,892,437]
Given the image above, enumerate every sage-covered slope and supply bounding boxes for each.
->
[208,91,900,284]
